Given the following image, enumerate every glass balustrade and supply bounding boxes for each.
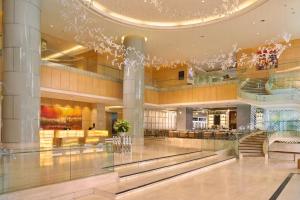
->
[0,144,114,194]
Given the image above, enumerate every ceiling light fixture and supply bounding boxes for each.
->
[82,0,268,29]
[43,45,86,60]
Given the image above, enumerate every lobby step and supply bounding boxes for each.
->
[239,143,262,147]
[242,153,264,157]
[116,152,217,178]
[240,142,263,146]
[111,156,236,197]
[239,146,262,150]
[108,150,203,168]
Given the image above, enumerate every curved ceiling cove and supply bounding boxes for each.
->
[81,0,268,29]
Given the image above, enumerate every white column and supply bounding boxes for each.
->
[123,36,145,146]
[176,107,193,130]
[2,0,41,143]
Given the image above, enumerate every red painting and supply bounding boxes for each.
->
[40,105,82,130]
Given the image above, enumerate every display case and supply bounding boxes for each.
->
[208,114,214,128]
[192,117,207,129]
[144,110,177,130]
[220,114,227,128]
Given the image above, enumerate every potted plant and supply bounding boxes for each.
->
[113,120,130,136]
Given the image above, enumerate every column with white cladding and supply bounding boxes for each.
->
[123,36,145,146]
[2,0,41,144]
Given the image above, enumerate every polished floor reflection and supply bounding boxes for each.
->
[115,158,299,200]
[277,174,300,200]
[0,139,202,194]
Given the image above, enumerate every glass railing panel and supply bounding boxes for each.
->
[0,145,114,194]
[70,145,114,180]
[0,148,71,193]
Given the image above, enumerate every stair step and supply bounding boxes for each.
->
[239,147,262,150]
[107,150,203,168]
[241,140,264,143]
[240,141,263,145]
[117,152,217,178]
[242,153,264,157]
[239,142,262,145]
[245,141,265,143]
[109,156,236,196]
[240,150,263,153]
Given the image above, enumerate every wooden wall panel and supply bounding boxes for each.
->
[158,83,238,104]
[41,67,52,88]
[51,68,61,89]
[69,72,78,92]
[40,66,123,99]
[40,66,237,105]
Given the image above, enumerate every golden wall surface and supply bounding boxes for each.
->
[159,83,238,104]
[41,66,122,99]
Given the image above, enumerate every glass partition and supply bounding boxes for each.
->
[0,145,114,194]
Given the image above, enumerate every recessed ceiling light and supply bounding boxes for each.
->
[256,32,260,35]
[50,24,54,28]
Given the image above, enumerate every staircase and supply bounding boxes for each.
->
[79,151,236,199]
[241,78,269,95]
[239,133,267,157]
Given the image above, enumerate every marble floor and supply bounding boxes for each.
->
[115,158,300,200]
[277,174,300,200]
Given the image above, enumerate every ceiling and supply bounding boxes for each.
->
[89,0,262,29]
[41,0,300,63]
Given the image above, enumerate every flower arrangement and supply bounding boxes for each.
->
[113,120,130,134]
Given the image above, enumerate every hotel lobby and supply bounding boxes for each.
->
[0,0,300,199]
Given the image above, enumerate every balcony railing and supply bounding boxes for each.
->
[0,145,114,194]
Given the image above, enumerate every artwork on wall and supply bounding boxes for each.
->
[40,105,82,130]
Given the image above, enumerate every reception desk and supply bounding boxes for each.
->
[39,130,109,148]
[55,130,85,147]
[84,130,109,145]
[40,130,55,148]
